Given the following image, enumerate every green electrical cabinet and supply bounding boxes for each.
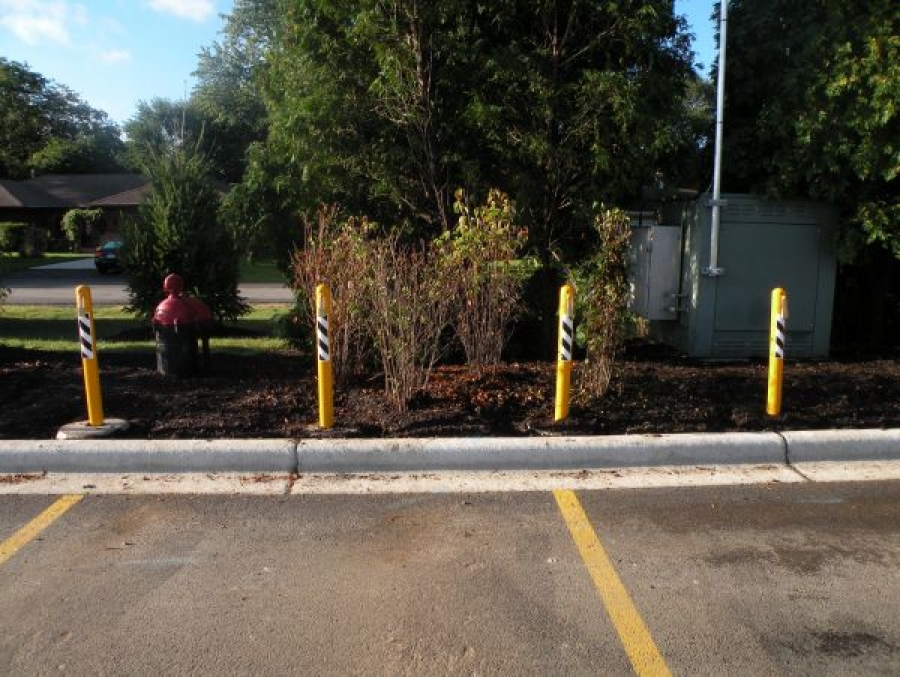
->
[649,193,838,358]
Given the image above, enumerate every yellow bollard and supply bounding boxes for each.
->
[316,283,334,429]
[766,287,787,416]
[75,286,104,426]
[554,284,575,422]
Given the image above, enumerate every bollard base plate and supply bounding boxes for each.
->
[56,418,130,440]
[301,423,365,439]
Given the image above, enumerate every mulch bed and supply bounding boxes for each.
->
[1,343,899,440]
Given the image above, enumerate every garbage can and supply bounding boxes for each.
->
[152,274,199,376]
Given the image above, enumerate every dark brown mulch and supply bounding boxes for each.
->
[1,343,899,440]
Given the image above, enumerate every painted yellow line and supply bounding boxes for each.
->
[554,489,671,677]
[0,494,84,567]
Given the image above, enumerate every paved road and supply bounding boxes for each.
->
[0,260,293,305]
[2,481,899,674]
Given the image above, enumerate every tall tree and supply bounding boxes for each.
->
[191,0,279,183]
[124,98,208,171]
[723,0,899,258]
[722,0,899,348]
[467,1,694,255]
[253,0,695,256]
[0,58,125,178]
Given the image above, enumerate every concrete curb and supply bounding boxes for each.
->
[0,429,898,474]
[783,429,900,463]
[0,439,296,473]
[295,433,785,472]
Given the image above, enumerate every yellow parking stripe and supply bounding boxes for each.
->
[554,489,671,677]
[0,495,84,567]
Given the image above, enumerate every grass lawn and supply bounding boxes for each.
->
[239,258,286,284]
[2,253,286,284]
[0,253,91,275]
[0,303,295,353]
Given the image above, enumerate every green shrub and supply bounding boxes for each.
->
[0,254,9,310]
[290,206,373,383]
[61,208,104,250]
[23,226,49,256]
[435,189,530,366]
[575,207,632,398]
[0,223,27,254]
[123,146,249,321]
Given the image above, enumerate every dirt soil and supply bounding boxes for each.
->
[1,343,899,440]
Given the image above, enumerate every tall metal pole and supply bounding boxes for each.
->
[706,0,728,277]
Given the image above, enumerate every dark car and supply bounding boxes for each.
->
[94,240,123,274]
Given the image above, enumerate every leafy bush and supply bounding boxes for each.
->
[290,209,455,412]
[290,206,373,383]
[123,146,248,321]
[436,189,529,366]
[23,226,49,256]
[362,233,453,413]
[576,207,633,398]
[0,223,27,254]
[61,208,104,250]
[0,254,9,310]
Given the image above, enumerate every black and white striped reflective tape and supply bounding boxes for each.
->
[559,313,574,362]
[774,314,786,359]
[79,312,94,360]
[317,313,330,362]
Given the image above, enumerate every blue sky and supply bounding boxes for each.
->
[0,0,718,128]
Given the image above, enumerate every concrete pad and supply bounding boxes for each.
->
[783,429,900,462]
[296,433,787,472]
[791,460,900,483]
[0,439,296,473]
[57,418,130,440]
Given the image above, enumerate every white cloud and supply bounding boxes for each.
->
[0,0,85,45]
[147,0,215,22]
[98,48,131,64]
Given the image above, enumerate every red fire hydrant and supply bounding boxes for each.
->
[151,274,212,376]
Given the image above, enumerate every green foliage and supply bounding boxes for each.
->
[220,145,300,268]
[61,209,104,250]
[0,58,125,179]
[724,0,899,259]
[575,207,633,398]
[122,145,249,321]
[0,223,27,254]
[251,1,695,256]
[124,99,207,171]
[435,189,529,365]
[20,226,49,257]
[0,254,9,310]
[191,0,277,184]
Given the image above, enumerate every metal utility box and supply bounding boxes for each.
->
[633,193,838,358]
[630,225,682,321]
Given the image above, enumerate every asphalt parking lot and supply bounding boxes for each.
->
[2,480,899,675]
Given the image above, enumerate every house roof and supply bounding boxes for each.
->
[88,184,153,207]
[0,174,149,210]
[0,179,67,208]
